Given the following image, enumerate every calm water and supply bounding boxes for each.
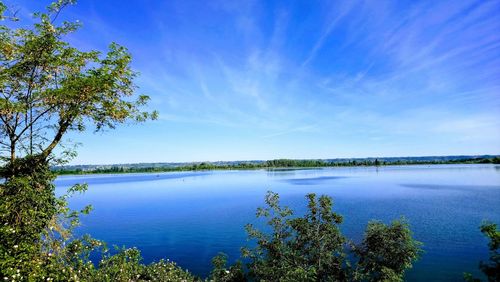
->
[55,164,500,281]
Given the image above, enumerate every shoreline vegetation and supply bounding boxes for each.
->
[53,155,500,175]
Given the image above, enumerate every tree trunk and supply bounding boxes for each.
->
[10,145,15,163]
[40,119,71,160]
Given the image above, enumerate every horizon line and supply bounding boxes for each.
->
[63,153,500,167]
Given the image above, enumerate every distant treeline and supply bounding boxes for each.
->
[53,156,500,175]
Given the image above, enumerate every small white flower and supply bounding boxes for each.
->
[13,245,18,249]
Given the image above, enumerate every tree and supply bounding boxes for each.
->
[0,1,157,280]
[353,219,422,282]
[243,192,421,282]
[243,192,349,281]
[0,0,157,172]
[242,191,298,281]
[288,194,349,281]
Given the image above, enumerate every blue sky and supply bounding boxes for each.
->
[10,0,500,164]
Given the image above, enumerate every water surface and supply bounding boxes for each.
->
[55,164,500,281]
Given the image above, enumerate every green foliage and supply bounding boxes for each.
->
[288,194,349,281]
[94,247,148,281]
[56,242,196,281]
[243,192,350,281]
[141,259,197,281]
[0,156,57,280]
[0,165,196,281]
[243,191,298,281]
[0,0,157,164]
[353,220,422,282]
[265,159,330,168]
[0,156,100,281]
[209,253,246,282]
[243,192,421,282]
[50,240,197,281]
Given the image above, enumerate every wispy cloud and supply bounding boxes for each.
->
[301,1,357,67]
[30,0,499,163]
[261,125,318,139]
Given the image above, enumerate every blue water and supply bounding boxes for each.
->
[55,164,500,281]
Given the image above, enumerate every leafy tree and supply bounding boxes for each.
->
[243,192,349,281]
[243,192,421,282]
[0,0,157,170]
[288,194,349,281]
[0,1,163,280]
[242,191,298,281]
[353,219,422,282]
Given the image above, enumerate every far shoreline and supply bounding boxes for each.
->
[53,155,500,176]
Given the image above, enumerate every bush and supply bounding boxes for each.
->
[242,191,421,282]
[0,156,195,281]
[0,156,57,280]
[353,220,422,282]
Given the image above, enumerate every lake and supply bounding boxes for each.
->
[55,164,500,281]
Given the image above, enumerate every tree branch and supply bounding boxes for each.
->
[40,116,72,160]
[13,105,55,143]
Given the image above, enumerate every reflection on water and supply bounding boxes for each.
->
[400,183,500,191]
[56,171,210,186]
[56,164,500,281]
[282,176,348,185]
